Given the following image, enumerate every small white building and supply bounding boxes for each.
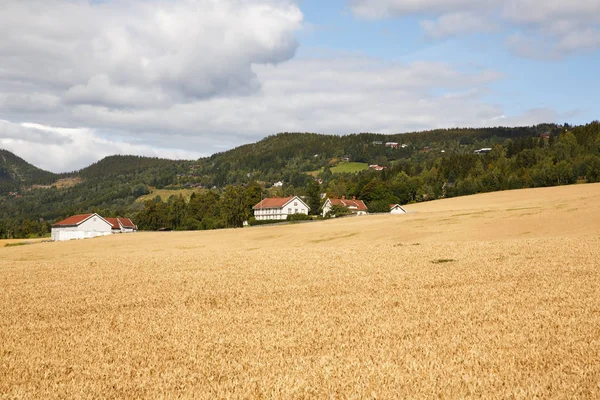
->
[322,197,368,217]
[253,196,310,221]
[106,217,138,233]
[51,213,113,241]
[272,181,284,187]
[390,204,407,214]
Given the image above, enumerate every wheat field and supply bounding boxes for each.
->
[1,184,600,398]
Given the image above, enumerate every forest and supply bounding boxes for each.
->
[1,121,599,238]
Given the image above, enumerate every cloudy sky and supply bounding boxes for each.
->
[0,0,599,172]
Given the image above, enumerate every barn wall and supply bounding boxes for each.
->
[51,215,113,241]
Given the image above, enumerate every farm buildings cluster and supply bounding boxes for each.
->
[51,213,136,242]
[252,195,406,220]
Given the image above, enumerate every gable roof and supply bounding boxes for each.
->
[253,196,309,210]
[105,218,121,230]
[118,218,136,228]
[52,213,95,227]
[390,204,407,212]
[327,198,368,211]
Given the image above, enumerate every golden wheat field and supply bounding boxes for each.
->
[2,184,600,399]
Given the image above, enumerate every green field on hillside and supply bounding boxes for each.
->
[331,162,369,173]
[136,188,204,202]
[307,162,369,176]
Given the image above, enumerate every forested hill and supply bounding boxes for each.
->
[0,149,58,193]
[78,155,189,180]
[199,124,565,186]
[1,121,599,239]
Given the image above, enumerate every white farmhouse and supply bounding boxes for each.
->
[253,196,310,221]
[51,213,113,241]
[390,204,407,214]
[322,197,368,217]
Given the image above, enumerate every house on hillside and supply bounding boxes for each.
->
[390,204,407,214]
[106,217,138,233]
[253,196,310,221]
[51,213,113,241]
[385,142,399,148]
[272,181,284,188]
[322,196,368,217]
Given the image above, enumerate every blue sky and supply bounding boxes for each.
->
[0,0,598,171]
[298,0,599,125]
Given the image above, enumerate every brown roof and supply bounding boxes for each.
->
[52,213,94,227]
[328,198,368,211]
[118,218,136,228]
[105,218,121,230]
[253,196,295,209]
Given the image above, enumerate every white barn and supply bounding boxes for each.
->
[106,217,138,233]
[51,213,113,241]
[253,196,310,221]
[390,204,407,214]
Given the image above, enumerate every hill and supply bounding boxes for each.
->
[1,121,599,238]
[0,149,57,194]
[2,184,599,397]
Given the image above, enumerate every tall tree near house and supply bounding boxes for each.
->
[305,180,321,215]
[221,185,246,228]
[244,181,263,220]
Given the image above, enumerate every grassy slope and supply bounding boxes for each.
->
[307,161,369,176]
[1,183,600,398]
[135,188,205,202]
[330,162,369,173]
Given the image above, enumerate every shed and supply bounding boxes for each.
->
[390,204,407,214]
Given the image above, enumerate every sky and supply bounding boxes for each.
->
[0,0,599,173]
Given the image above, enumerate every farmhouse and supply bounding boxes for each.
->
[322,196,368,217]
[51,213,113,242]
[390,204,407,214]
[253,196,310,221]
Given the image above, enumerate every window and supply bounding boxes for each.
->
[288,208,292,213]
[294,202,298,206]
[295,208,298,214]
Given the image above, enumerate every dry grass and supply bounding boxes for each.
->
[2,184,600,398]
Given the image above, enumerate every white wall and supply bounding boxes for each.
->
[322,200,332,217]
[51,215,112,241]
[390,207,406,214]
[254,198,309,220]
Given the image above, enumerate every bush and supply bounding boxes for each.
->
[248,218,288,226]
[286,213,311,222]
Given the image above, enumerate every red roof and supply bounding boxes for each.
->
[105,218,121,230]
[118,218,136,228]
[328,198,368,211]
[253,196,295,209]
[52,213,94,227]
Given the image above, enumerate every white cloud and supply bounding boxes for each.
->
[350,0,600,57]
[420,12,498,39]
[0,121,203,173]
[0,0,302,108]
